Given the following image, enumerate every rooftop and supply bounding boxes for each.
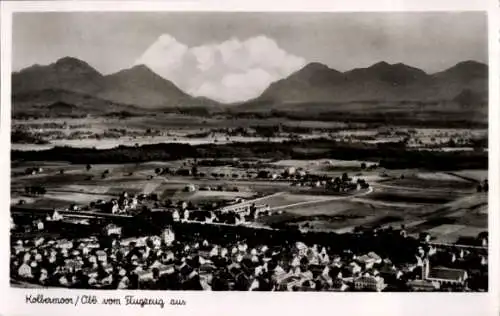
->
[428,267,467,281]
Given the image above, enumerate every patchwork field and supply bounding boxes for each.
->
[448,170,488,182]
[11,159,488,245]
[404,193,488,242]
[257,198,408,232]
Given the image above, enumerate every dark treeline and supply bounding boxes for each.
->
[11,139,487,170]
[224,109,488,129]
[11,130,50,144]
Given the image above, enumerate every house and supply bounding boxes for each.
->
[36,220,44,230]
[379,264,403,281]
[356,253,380,269]
[171,210,180,221]
[278,275,302,291]
[50,210,63,221]
[18,262,32,279]
[64,259,84,273]
[402,263,417,274]
[103,224,122,236]
[129,198,138,209]
[184,184,196,192]
[419,232,432,243]
[96,250,107,262]
[426,267,468,286]
[477,231,488,247]
[367,252,382,263]
[407,279,440,292]
[480,256,487,266]
[354,275,386,292]
[332,278,349,291]
[58,240,73,250]
[345,262,362,276]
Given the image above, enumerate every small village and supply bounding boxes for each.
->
[10,218,487,291]
[11,167,488,292]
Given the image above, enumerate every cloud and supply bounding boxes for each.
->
[135,34,306,103]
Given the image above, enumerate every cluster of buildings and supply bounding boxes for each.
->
[151,200,271,225]
[10,219,487,292]
[255,167,370,192]
[24,167,43,176]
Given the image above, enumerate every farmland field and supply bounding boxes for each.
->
[448,170,488,182]
[257,198,408,231]
[11,158,488,245]
[256,193,336,208]
[380,177,475,192]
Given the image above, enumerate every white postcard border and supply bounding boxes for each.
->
[1,1,498,316]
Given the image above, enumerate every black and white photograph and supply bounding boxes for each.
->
[6,9,491,295]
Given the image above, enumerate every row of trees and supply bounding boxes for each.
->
[24,185,46,196]
[12,139,488,171]
[477,179,489,192]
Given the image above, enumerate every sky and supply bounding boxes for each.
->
[13,12,487,102]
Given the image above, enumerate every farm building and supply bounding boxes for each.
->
[284,167,296,176]
[423,259,468,286]
[353,275,386,291]
[161,227,175,245]
[184,184,196,192]
[103,224,122,236]
[407,279,440,291]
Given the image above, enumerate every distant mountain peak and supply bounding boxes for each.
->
[369,61,391,68]
[454,60,486,67]
[446,60,488,74]
[346,61,428,86]
[115,64,159,75]
[367,61,423,73]
[435,60,487,80]
[108,64,167,83]
[302,62,333,71]
[129,64,153,72]
[55,56,85,64]
[53,56,96,70]
[287,62,342,80]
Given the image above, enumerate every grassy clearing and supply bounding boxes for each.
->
[43,192,114,204]
[170,190,256,202]
[22,198,75,209]
[381,177,475,191]
[429,225,486,244]
[257,193,331,208]
[448,170,488,182]
[426,224,466,235]
[366,191,456,205]
[417,172,469,182]
[258,198,408,231]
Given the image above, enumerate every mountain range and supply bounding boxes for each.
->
[12,57,488,121]
[247,60,487,105]
[12,57,217,116]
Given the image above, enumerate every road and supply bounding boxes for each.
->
[270,187,373,211]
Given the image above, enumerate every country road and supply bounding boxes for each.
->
[270,187,374,211]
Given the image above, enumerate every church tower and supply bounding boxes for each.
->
[422,257,430,280]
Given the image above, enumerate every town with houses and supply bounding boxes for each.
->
[10,165,488,292]
[9,11,489,294]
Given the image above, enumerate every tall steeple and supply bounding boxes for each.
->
[422,257,430,280]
